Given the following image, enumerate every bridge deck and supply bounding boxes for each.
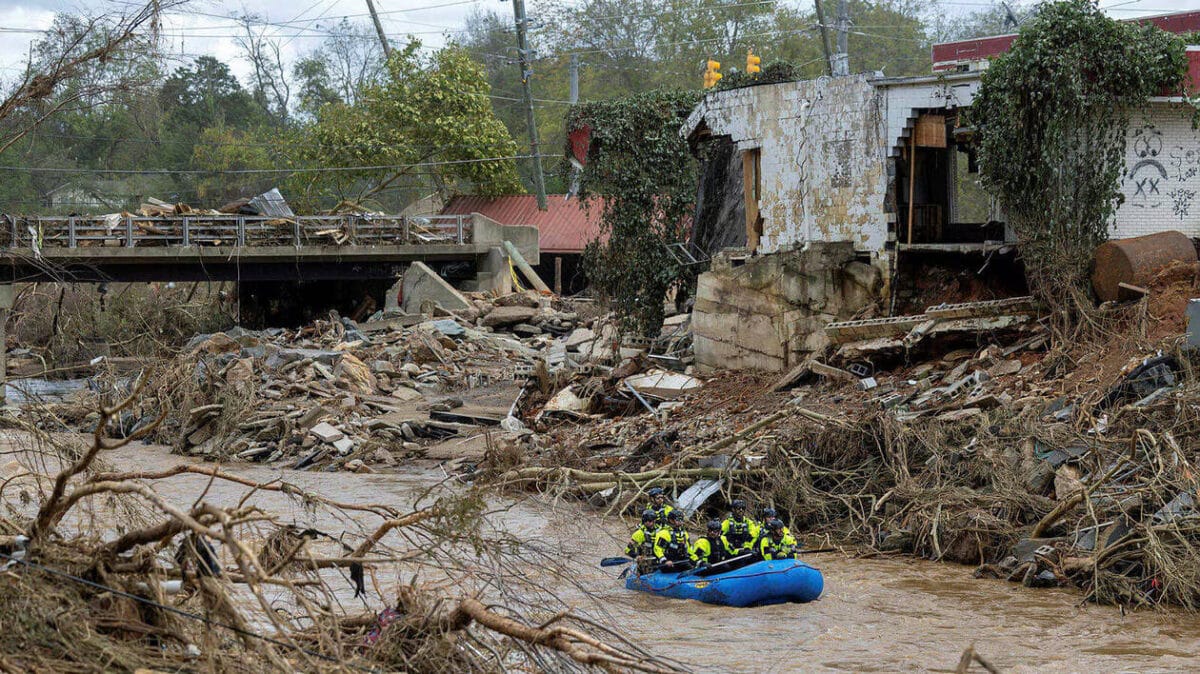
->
[0,214,492,282]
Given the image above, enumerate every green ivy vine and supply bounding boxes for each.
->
[566,89,701,336]
[714,60,806,92]
[972,0,1187,312]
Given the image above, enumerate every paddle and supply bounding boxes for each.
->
[688,553,754,576]
[600,557,634,567]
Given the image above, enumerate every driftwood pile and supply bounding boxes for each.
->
[81,313,537,470]
[0,379,684,673]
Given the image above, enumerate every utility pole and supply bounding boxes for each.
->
[569,54,580,104]
[512,0,548,210]
[364,0,392,60]
[833,0,849,77]
[813,0,834,77]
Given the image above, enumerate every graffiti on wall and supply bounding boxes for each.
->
[1128,126,1165,209]
[1125,124,1198,222]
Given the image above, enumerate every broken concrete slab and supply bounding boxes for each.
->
[481,305,539,328]
[332,437,355,455]
[512,323,543,337]
[564,328,596,352]
[265,348,343,370]
[810,361,856,382]
[540,386,591,419]
[429,319,466,338]
[771,359,813,391]
[309,422,344,443]
[401,261,471,314]
[624,369,704,400]
[358,314,424,333]
[390,386,423,401]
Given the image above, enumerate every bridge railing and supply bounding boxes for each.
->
[0,213,473,249]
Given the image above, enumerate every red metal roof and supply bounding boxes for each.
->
[440,194,603,254]
[933,10,1200,74]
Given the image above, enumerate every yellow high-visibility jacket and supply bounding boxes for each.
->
[653,526,691,562]
[691,534,732,564]
[721,515,760,553]
[625,524,659,558]
[757,532,800,560]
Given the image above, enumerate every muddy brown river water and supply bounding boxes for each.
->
[37,440,1200,673]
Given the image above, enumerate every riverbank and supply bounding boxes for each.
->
[9,436,1200,673]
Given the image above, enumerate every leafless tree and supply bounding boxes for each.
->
[235,13,292,122]
[0,1,181,157]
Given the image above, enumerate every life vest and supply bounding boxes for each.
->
[694,535,726,563]
[723,515,755,548]
[656,526,690,561]
[627,525,657,557]
[651,503,675,525]
[760,534,798,560]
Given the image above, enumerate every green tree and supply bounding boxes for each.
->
[570,90,700,335]
[191,125,277,204]
[159,56,265,133]
[293,56,342,119]
[293,43,523,211]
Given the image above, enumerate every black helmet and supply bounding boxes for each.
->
[762,507,777,518]
[667,510,683,523]
[767,519,784,531]
[641,510,657,523]
[648,487,665,497]
[707,519,721,531]
[731,499,746,509]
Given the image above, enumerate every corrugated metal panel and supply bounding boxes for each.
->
[439,195,603,253]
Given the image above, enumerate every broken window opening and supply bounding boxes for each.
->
[896,110,1006,248]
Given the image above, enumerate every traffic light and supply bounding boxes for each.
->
[704,59,722,88]
[746,50,761,75]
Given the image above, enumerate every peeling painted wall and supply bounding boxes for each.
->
[686,74,985,255]
[686,75,889,254]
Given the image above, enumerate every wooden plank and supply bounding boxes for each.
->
[771,359,812,391]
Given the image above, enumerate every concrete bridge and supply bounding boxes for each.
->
[0,212,538,286]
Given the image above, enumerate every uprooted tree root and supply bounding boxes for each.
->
[0,376,684,673]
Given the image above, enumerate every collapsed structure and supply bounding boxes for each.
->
[683,9,1200,373]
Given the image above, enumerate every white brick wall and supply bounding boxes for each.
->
[1114,104,1200,239]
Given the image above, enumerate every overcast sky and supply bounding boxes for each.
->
[0,0,1197,85]
[0,0,486,82]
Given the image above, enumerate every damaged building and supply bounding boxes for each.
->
[686,9,1200,373]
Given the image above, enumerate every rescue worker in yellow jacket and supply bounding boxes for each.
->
[653,510,693,571]
[759,507,791,536]
[690,519,731,566]
[757,519,800,560]
[625,510,660,559]
[646,487,675,526]
[721,499,760,555]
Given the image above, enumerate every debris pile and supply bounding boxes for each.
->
[0,384,680,672]
[487,265,1200,609]
[129,313,536,468]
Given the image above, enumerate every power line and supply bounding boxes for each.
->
[0,154,561,175]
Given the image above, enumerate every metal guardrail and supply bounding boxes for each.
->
[0,214,472,249]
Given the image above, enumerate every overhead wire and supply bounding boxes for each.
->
[0,154,563,175]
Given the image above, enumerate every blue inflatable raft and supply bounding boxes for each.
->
[625,559,823,607]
